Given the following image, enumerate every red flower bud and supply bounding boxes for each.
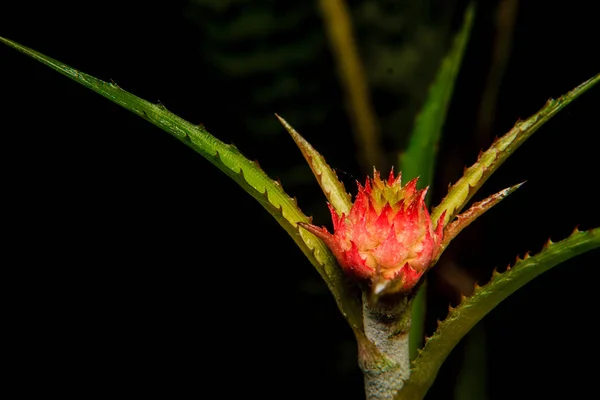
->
[300,169,444,295]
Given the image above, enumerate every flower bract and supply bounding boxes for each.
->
[300,169,445,295]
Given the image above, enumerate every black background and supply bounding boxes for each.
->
[1,1,598,399]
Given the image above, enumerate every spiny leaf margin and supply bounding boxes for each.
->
[432,73,599,228]
[434,181,524,263]
[398,227,600,399]
[0,36,364,329]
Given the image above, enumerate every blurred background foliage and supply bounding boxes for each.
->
[1,1,598,399]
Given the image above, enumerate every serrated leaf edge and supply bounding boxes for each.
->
[433,182,524,263]
[276,114,353,216]
[400,227,600,399]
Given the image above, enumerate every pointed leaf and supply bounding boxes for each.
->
[434,182,524,263]
[432,73,600,228]
[399,3,475,185]
[276,114,352,216]
[0,36,363,330]
[399,228,600,399]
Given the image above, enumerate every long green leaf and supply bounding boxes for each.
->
[399,3,474,185]
[398,228,600,399]
[432,73,600,228]
[0,35,363,329]
[404,3,475,360]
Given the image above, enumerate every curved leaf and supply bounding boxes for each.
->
[399,228,600,399]
[432,73,600,228]
[0,35,363,330]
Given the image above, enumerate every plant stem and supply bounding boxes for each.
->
[359,294,412,400]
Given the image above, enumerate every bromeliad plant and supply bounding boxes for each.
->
[297,167,446,297]
[1,7,598,399]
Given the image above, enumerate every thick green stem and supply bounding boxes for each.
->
[359,294,412,400]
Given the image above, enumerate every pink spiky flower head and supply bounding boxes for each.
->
[300,169,445,296]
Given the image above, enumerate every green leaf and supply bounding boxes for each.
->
[431,73,600,228]
[404,3,475,360]
[0,35,363,330]
[276,114,353,216]
[399,228,600,399]
[399,3,475,185]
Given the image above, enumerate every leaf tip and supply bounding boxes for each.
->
[514,180,527,190]
[275,113,298,138]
